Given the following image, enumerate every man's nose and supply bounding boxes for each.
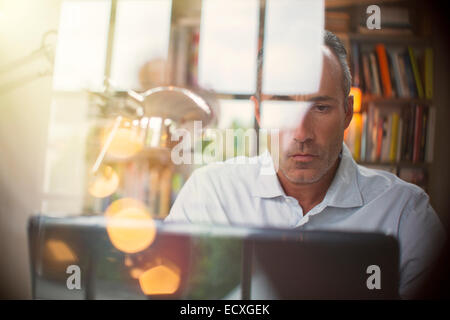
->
[292,114,314,143]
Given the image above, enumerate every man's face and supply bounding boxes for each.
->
[258,46,353,184]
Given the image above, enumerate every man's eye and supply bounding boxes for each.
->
[314,105,330,112]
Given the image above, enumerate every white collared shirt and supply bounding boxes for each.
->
[166,143,446,299]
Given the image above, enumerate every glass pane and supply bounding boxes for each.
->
[198,0,258,94]
[41,93,91,216]
[217,99,254,130]
[52,0,111,91]
[262,0,324,95]
[110,0,173,90]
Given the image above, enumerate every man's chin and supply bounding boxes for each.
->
[282,168,323,185]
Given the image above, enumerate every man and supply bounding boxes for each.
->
[166,31,446,299]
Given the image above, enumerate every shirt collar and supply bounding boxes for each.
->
[252,144,363,209]
[324,143,363,208]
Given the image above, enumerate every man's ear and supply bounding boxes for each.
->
[251,95,261,127]
[344,95,354,129]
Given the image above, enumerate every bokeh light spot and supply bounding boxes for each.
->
[139,263,181,295]
[88,165,119,198]
[102,118,144,159]
[45,239,78,263]
[105,198,156,253]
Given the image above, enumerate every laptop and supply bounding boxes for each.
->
[28,215,399,299]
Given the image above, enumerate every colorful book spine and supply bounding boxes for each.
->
[425,107,436,163]
[376,44,393,98]
[408,46,425,99]
[413,105,423,163]
[350,105,431,166]
[403,51,418,98]
[376,115,384,161]
[362,54,372,94]
[397,53,411,97]
[420,107,428,162]
[369,53,382,96]
[381,114,392,162]
[351,43,361,88]
[360,112,367,162]
[388,50,404,97]
[424,47,433,99]
[354,113,363,162]
[389,112,400,162]
[396,118,403,162]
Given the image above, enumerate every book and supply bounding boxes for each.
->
[362,53,372,94]
[389,112,400,162]
[425,107,436,163]
[354,113,363,161]
[350,103,430,168]
[376,115,384,161]
[413,105,423,163]
[424,47,433,99]
[392,50,405,97]
[370,105,380,161]
[397,52,411,97]
[420,107,428,162]
[375,44,393,98]
[387,50,398,97]
[381,114,392,162]
[403,51,418,98]
[396,118,403,162]
[369,53,382,96]
[408,47,425,99]
[360,112,367,162]
[351,43,361,88]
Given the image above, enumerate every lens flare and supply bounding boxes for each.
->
[45,239,77,263]
[350,87,362,113]
[102,118,144,159]
[105,198,156,253]
[138,263,181,295]
[88,165,119,198]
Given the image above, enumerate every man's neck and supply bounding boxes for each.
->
[276,158,340,215]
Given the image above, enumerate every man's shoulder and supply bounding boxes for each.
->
[356,163,427,201]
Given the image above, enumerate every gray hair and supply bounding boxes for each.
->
[324,30,352,98]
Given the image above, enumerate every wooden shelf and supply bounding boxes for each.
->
[357,161,429,168]
[347,33,431,46]
[361,95,432,106]
[326,0,407,9]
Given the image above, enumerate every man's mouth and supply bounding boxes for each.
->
[289,153,318,162]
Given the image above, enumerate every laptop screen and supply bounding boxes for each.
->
[28,215,399,299]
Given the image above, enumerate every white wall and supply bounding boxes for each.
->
[0,0,61,299]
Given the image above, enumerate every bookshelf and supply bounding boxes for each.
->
[328,1,439,194]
